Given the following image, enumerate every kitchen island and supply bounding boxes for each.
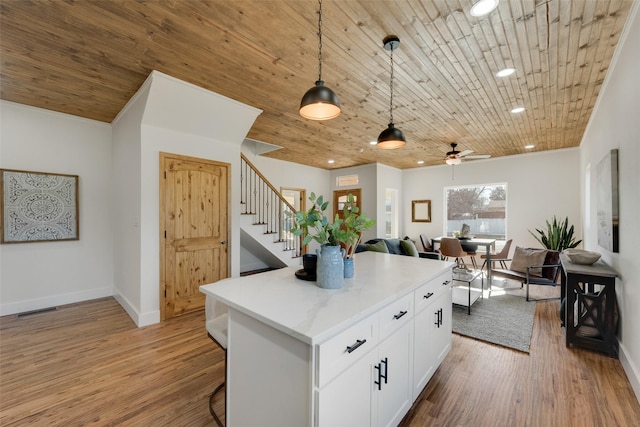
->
[200,251,454,427]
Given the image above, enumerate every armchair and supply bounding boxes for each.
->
[493,247,562,301]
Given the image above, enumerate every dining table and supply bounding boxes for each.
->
[432,236,496,290]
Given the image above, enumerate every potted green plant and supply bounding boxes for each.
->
[289,193,375,284]
[529,215,582,252]
[289,193,344,289]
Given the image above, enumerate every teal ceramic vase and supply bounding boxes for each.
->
[316,245,345,289]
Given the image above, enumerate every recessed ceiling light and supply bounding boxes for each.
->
[525,144,535,149]
[417,160,425,165]
[511,107,525,113]
[470,0,499,17]
[496,68,515,77]
[328,159,335,164]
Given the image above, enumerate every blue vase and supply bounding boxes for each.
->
[316,245,345,289]
[343,258,354,278]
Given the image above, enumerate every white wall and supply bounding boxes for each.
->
[579,1,640,400]
[111,81,147,323]
[402,148,581,250]
[0,101,114,315]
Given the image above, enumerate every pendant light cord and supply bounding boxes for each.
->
[389,46,395,124]
[317,0,323,81]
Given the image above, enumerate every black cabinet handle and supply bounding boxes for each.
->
[374,362,382,390]
[393,310,408,320]
[435,308,443,328]
[381,357,388,384]
[346,339,366,354]
[442,280,451,286]
[423,292,434,299]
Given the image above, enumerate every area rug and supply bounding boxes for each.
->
[452,293,536,353]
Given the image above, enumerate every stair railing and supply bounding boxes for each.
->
[240,154,302,258]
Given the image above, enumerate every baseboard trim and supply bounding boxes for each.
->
[0,287,113,317]
[113,292,160,327]
[619,342,640,404]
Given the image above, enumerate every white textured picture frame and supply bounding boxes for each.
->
[1,169,79,243]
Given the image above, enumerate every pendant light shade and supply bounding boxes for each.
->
[377,123,406,149]
[300,80,341,120]
[377,35,405,149]
[299,0,341,121]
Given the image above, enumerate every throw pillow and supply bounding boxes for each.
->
[510,246,547,277]
[364,240,389,254]
[400,239,419,257]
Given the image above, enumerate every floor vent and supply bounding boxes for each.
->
[16,307,58,318]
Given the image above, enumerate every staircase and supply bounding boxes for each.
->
[240,154,302,269]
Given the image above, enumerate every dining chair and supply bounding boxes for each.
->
[439,237,477,269]
[206,297,228,427]
[419,234,438,253]
[480,239,513,272]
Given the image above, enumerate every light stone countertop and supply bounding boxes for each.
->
[200,251,454,345]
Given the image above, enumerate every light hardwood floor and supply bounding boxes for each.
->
[1,284,639,426]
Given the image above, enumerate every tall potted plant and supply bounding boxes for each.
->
[289,193,345,289]
[529,215,582,252]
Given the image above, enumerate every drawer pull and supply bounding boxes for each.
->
[423,292,434,299]
[442,280,451,286]
[346,339,367,354]
[393,310,408,320]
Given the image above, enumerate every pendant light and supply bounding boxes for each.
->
[377,35,406,149]
[299,0,341,121]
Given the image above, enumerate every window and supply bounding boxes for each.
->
[444,183,507,240]
[385,188,399,238]
[336,174,359,187]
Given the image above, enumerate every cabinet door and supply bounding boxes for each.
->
[317,348,377,427]
[376,321,413,427]
[433,287,452,365]
[413,287,452,400]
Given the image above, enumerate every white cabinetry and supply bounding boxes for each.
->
[317,294,414,427]
[412,272,452,400]
[200,252,454,427]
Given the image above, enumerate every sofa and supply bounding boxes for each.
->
[356,237,441,260]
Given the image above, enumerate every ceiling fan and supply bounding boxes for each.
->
[445,143,491,165]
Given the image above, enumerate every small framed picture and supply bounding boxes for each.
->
[412,200,431,223]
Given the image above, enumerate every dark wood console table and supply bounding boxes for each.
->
[560,253,618,357]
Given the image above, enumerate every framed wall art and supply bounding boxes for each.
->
[1,169,79,243]
[412,199,431,223]
[596,149,619,252]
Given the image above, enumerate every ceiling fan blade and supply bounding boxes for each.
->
[458,149,474,157]
[462,154,491,159]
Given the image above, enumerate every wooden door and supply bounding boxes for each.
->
[160,153,229,320]
[333,188,362,219]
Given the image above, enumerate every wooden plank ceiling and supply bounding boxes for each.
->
[0,0,633,169]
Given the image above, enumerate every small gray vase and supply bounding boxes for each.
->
[343,258,354,278]
[316,245,345,289]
